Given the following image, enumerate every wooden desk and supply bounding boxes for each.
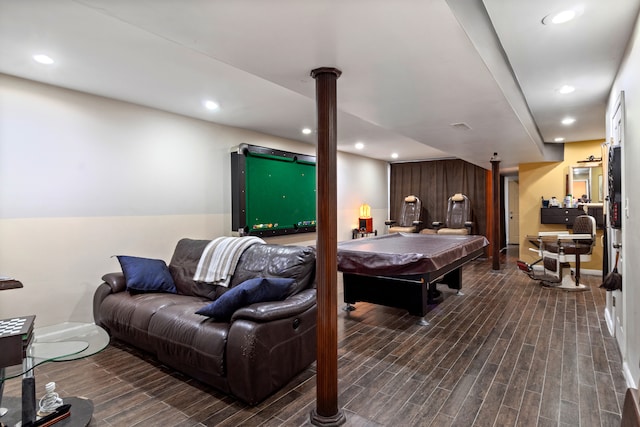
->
[0,279,23,291]
[0,316,35,368]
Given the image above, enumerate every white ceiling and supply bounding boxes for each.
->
[1,0,638,171]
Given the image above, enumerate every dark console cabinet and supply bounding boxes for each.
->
[540,207,604,228]
[540,208,584,226]
[586,206,604,228]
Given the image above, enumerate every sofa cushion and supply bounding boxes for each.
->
[230,244,316,295]
[195,277,295,320]
[117,255,177,294]
[169,239,228,299]
[169,239,316,300]
[147,303,230,378]
[98,292,206,352]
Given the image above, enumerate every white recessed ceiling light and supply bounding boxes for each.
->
[355,142,364,150]
[551,10,576,24]
[542,6,584,25]
[554,137,565,142]
[302,128,312,135]
[33,54,54,65]
[391,153,399,159]
[558,85,575,94]
[204,100,219,110]
[561,117,576,125]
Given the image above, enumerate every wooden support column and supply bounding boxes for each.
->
[310,67,345,426]
[491,152,501,270]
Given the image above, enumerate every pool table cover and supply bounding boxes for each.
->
[337,233,489,276]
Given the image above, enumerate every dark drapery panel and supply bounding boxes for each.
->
[390,159,487,236]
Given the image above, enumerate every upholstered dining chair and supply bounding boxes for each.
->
[385,195,422,233]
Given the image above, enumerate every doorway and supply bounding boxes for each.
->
[506,176,520,246]
[607,92,625,355]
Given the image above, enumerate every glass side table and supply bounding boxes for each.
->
[0,322,109,426]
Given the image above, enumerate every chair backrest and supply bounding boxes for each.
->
[398,195,421,227]
[573,215,596,246]
[445,193,471,229]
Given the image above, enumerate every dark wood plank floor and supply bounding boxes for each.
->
[1,247,626,426]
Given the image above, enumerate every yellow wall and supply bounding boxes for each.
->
[519,140,606,270]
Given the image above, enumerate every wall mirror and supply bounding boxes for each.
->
[568,161,603,204]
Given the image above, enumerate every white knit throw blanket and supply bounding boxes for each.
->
[193,236,265,287]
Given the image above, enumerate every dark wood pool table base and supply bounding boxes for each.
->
[342,246,483,325]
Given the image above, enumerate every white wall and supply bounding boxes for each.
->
[606,15,640,388]
[0,74,389,326]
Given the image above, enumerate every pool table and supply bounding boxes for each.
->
[337,233,488,324]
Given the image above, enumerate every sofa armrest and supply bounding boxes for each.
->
[226,288,317,404]
[231,289,316,323]
[93,273,126,328]
[101,272,126,293]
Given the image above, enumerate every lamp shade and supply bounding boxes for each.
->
[359,204,371,218]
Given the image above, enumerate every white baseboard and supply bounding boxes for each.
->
[624,361,637,389]
[604,307,615,336]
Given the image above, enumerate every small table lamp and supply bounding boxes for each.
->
[358,204,373,233]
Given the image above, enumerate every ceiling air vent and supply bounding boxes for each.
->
[450,122,472,131]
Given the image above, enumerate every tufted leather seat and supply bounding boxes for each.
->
[430,193,473,235]
[385,195,423,233]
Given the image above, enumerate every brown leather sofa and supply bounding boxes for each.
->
[93,238,317,405]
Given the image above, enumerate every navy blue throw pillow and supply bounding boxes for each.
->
[116,255,177,294]
[195,277,295,320]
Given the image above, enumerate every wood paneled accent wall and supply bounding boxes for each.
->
[390,159,487,237]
